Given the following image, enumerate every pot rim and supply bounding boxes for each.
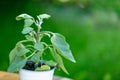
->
[20,67,56,73]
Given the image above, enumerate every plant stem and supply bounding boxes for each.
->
[40,31,53,34]
[42,42,53,48]
[18,40,32,44]
[26,50,37,59]
[36,28,40,43]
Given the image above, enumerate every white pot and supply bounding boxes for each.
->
[20,68,55,80]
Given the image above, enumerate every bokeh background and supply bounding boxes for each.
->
[1,0,120,80]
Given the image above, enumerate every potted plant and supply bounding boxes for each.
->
[7,13,76,80]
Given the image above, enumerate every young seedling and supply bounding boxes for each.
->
[8,13,76,74]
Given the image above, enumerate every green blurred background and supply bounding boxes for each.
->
[1,0,120,80]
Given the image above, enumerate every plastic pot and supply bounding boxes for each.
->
[20,68,55,80]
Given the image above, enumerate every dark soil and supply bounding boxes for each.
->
[23,60,54,71]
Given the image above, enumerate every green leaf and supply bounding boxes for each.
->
[9,47,18,64]
[51,33,76,63]
[45,60,57,67]
[17,47,29,56]
[25,35,33,41]
[9,42,28,64]
[38,14,51,19]
[30,52,41,62]
[22,27,33,34]
[16,14,33,28]
[35,65,50,71]
[24,19,33,27]
[50,48,69,74]
[8,57,27,72]
[34,42,44,51]
[16,13,33,21]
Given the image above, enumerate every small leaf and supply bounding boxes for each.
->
[16,14,33,28]
[8,57,27,72]
[38,14,51,19]
[34,42,44,51]
[51,33,76,63]
[25,35,33,41]
[22,27,33,34]
[50,48,69,74]
[16,13,33,21]
[24,19,33,27]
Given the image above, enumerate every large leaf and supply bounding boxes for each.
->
[17,45,29,56]
[22,27,33,34]
[16,13,33,20]
[9,42,29,64]
[50,48,69,74]
[8,57,27,72]
[51,33,76,63]
[34,42,44,51]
